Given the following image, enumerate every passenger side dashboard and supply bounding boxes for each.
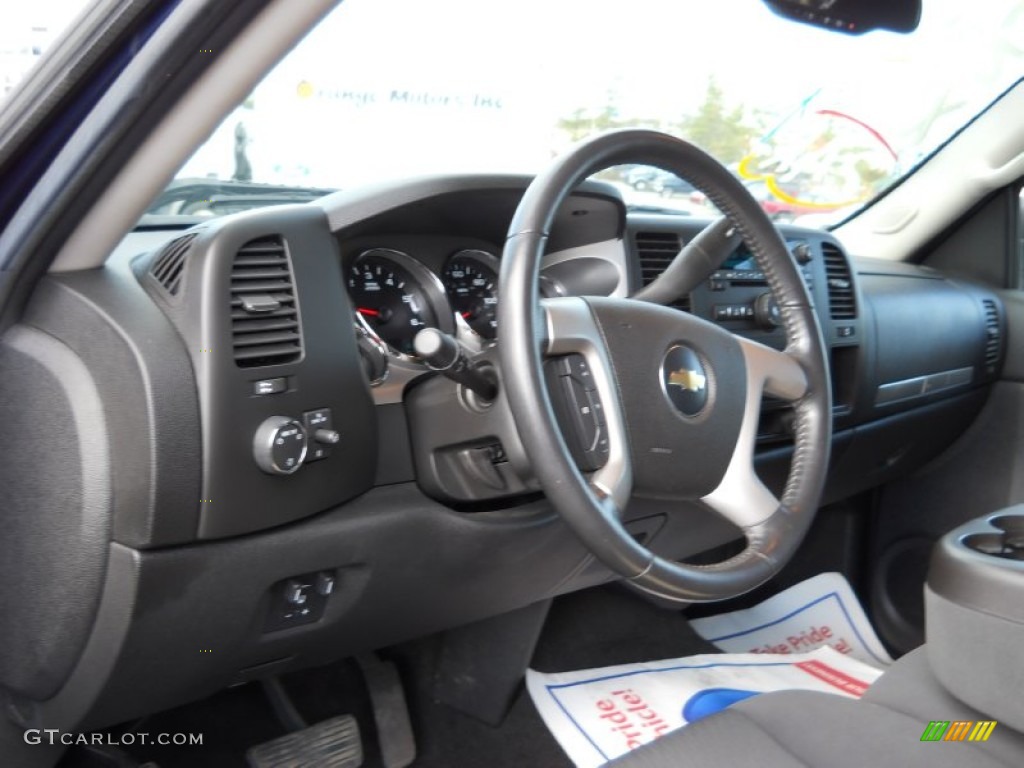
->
[626,214,1004,502]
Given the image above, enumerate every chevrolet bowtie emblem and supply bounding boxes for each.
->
[668,368,706,393]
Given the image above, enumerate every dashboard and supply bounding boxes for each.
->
[124,175,1004,529]
[3,173,1007,733]
[35,172,1002,537]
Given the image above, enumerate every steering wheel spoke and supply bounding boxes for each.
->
[543,297,633,515]
[701,339,806,529]
[738,337,808,402]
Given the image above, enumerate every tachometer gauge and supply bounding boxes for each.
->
[443,249,500,340]
[347,249,449,357]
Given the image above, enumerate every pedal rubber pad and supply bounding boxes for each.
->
[247,714,362,768]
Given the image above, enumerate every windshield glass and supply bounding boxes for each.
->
[164,0,1024,223]
[0,1,94,100]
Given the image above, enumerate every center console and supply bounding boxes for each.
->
[926,507,1024,731]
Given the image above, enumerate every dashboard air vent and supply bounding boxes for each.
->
[230,236,303,368]
[822,242,856,320]
[982,299,1001,372]
[149,233,197,296]
[634,231,690,312]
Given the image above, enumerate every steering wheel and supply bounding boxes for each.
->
[498,130,831,602]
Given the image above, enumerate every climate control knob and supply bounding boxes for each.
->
[253,416,308,475]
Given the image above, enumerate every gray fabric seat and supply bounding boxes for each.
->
[609,648,1024,767]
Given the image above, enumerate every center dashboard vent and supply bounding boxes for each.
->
[633,230,690,312]
[149,233,197,297]
[230,236,303,368]
[821,242,856,320]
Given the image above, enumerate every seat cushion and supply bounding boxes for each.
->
[609,649,1022,768]
[863,647,1024,767]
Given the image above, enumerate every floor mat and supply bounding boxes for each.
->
[394,585,718,768]
[689,571,892,667]
[527,573,889,767]
[527,647,882,768]
[532,585,720,673]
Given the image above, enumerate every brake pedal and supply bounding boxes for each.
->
[246,714,362,768]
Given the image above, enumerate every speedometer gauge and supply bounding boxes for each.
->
[347,249,448,356]
[443,250,500,340]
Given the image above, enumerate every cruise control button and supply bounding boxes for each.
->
[587,389,606,427]
[551,356,573,376]
[568,355,596,391]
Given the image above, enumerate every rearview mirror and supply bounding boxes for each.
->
[762,0,922,35]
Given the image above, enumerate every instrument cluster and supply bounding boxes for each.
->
[346,246,500,359]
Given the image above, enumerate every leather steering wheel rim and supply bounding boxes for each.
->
[498,129,832,602]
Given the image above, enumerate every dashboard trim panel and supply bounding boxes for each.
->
[876,366,974,406]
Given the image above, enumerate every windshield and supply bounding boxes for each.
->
[0,1,94,99]
[165,0,1024,223]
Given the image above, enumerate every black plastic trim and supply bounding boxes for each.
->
[24,271,202,547]
[137,204,378,540]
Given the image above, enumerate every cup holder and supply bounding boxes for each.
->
[991,512,1024,536]
[961,514,1024,560]
[962,532,1024,560]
